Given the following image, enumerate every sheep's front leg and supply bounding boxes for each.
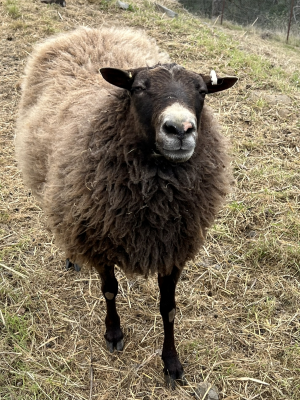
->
[158,267,186,389]
[96,265,124,353]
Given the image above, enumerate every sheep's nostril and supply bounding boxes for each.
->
[185,126,195,135]
[163,121,180,136]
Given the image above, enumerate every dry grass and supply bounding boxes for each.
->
[0,0,300,399]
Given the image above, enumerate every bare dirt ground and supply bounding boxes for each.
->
[0,0,299,399]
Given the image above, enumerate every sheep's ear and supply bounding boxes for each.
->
[201,71,238,93]
[100,68,134,91]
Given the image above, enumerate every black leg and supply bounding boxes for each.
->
[158,267,186,389]
[95,265,124,353]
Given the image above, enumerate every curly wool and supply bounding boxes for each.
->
[15,26,232,277]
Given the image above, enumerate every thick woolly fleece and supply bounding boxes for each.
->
[15,27,232,277]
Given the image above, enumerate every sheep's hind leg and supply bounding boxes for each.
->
[158,267,187,389]
[96,264,124,353]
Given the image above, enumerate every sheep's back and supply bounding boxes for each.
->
[19,26,169,113]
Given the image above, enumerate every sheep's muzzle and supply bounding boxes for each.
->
[156,102,197,163]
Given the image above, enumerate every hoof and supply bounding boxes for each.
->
[73,263,81,272]
[66,259,81,272]
[163,356,186,390]
[105,338,124,353]
[164,370,187,390]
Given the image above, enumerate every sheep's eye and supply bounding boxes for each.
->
[195,84,207,96]
[132,86,145,93]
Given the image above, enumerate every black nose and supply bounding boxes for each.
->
[162,120,195,138]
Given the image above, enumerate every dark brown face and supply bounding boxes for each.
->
[129,65,207,162]
[100,64,238,162]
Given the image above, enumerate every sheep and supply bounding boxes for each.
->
[15,26,237,388]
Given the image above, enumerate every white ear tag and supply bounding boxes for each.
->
[210,70,218,85]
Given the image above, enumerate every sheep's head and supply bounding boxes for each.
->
[100,64,237,163]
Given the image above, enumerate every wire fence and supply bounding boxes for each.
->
[178,0,300,42]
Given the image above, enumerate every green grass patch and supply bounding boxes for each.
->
[244,237,300,269]
[5,0,21,19]
[4,313,30,351]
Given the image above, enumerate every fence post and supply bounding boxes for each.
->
[221,0,226,25]
[287,0,295,43]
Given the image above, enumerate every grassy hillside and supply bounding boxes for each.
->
[0,0,299,399]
